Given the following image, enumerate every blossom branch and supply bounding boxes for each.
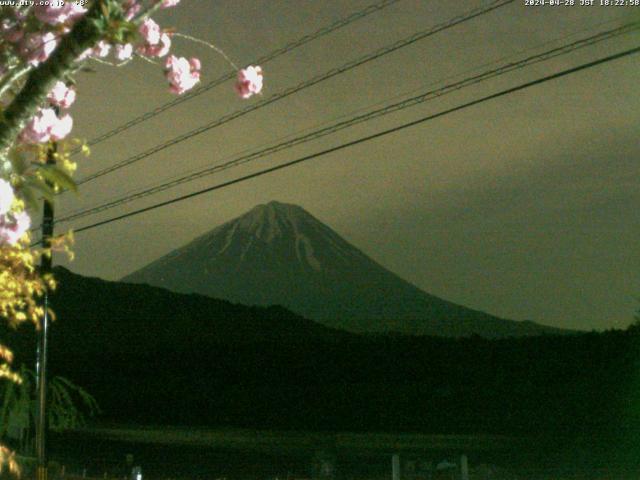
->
[0,64,31,99]
[0,2,105,157]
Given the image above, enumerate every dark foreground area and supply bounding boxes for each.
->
[36,427,640,480]
[3,269,640,477]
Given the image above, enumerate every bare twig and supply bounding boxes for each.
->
[173,32,239,70]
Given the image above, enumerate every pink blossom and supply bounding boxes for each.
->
[20,32,59,66]
[139,32,171,58]
[47,81,76,109]
[50,113,73,141]
[124,0,142,20]
[21,108,73,144]
[139,18,161,45]
[77,48,92,62]
[33,3,86,25]
[158,0,180,7]
[137,19,170,58]
[21,109,58,143]
[0,211,30,246]
[115,44,134,61]
[235,66,263,99]
[164,55,201,95]
[92,40,111,58]
[77,41,112,62]
[0,180,14,216]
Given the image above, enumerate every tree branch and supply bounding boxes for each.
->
[0,3,106,157]
[0,64,32,99]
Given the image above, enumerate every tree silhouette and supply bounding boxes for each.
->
[0,365,99,455]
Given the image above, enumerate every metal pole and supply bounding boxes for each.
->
[392,454,400,480]
[460,454,469,480]
[36,139,56,480]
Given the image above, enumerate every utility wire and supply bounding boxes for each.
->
[62,45,640,238]
[98,14,631,200]
[74,0,516,187]
[71,0,402,154]
[57,22,639,224]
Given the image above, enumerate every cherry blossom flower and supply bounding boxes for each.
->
[115,44,134,61]
[164,55,201,94]
[33,3,86,26]
[49,113,73,141]
[235,66,263,99]
[92,41,112,58]
[20,32,59,66]
[124,0,142,20]
[139,19,161,46]
[0,211,30,246]
[77,41,112,62]
[137,19,170,58]
[47,81,76,109]
[139,33,171,58]
[0,180,14,216]
[21,108,73,144]
[77,48,92,62]
[20,109,57,144]
[159,0,181,8]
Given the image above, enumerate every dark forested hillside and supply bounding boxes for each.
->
[4,268,639,449]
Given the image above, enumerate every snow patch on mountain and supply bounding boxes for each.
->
[219,222,238,255]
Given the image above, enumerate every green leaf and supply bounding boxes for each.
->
[21,176,57,206]
[8,150,29,175]
[19,185,42,212]
[36,164,78,194]
[100,1,110,19]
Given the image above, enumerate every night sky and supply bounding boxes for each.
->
[53,0,640,331]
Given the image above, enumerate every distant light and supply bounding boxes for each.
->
[132,466,142,480]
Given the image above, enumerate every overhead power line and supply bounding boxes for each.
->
[74,0,516,187]
[62,45,640,238]
[56,22,639,224]
[72,0,402,154]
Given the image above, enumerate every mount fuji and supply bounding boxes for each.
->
[123,201,565,337]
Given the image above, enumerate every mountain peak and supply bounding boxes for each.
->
[235,201,315,244]
[265,200,305,211]
[245,200,311,222]
[123,202,568,338]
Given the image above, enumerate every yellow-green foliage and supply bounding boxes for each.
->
[0,140,81,476]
